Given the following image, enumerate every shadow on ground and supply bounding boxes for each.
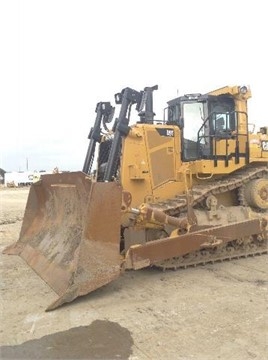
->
[0,320,133,359]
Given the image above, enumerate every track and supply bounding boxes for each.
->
[155,237,268,270]
[148,165,268,270]
[149,165,268,215]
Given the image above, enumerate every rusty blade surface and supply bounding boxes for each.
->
[3,172,122,310]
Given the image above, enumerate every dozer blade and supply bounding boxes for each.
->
[3,172,122,311]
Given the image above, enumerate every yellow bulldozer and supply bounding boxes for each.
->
[4,84,268,311]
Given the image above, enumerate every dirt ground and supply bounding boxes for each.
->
[0,187,267,360]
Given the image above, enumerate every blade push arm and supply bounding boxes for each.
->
[83,102,114,174]
[103,87,142,181]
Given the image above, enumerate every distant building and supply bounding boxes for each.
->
[4,171,34,187]
[3,170,54,187]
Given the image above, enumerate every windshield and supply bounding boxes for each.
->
[183,102,204,141]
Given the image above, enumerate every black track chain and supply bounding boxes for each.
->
[155,238,268,270]
[148,165,268,270]
[149,165,268,216]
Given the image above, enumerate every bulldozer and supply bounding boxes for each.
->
[4,84,268,311]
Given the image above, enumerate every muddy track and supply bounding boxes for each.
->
[149,165,268,214]
[149,165,268,269]
[155,238,268,270]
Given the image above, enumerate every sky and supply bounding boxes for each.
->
[0,0,267,172]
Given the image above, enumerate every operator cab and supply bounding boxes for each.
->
[166,91,247,165]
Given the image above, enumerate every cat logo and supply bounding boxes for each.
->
[156,128,174,137]
[166,129,174,137]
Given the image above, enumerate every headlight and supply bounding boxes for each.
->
[239,85,248,94]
